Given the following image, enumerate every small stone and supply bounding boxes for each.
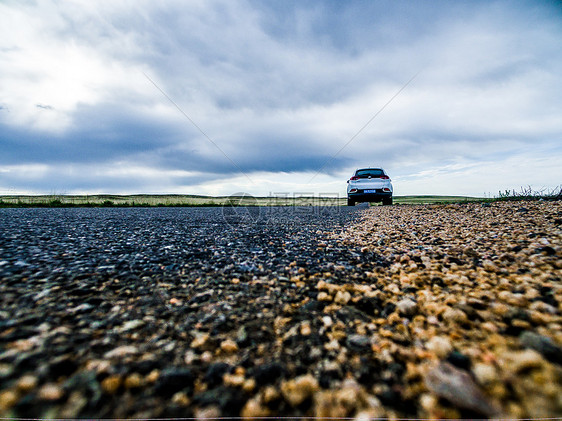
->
[519,331,562,365]
[243,378,256,392]
[397,298,417,316]
[0,363,14,379]
[322,316,333,327]
[223,373,245,387]
[482,260,498,272]
[104,345,139,359]
[300,322,312,336]
[481,321,499,333]
[318,291,332,302]
[314,379,367,418]
[118,319,144,332]
[424,362,499,417]
[85,359,111,374]
[195,406,221,419]
[101,375,122,394]
[124,373,144,389]
[38,383,64,401]
[184,349,197,364]
[419,393,438,413]
[16,374,38,392]
[263,385,280,403]
[191,333,209,349]
[146,369,160,384]
[0,389,19,412]
[346,334,371,352]
[334,290,351,305]
[220,338,239,353]
[201,351,213,363]
[529,301,557,314]
[281,373,319,407]
[442,308,468,323]
[241,397,271,418]
[169,297,182,305]
[426,336,452,358]
[503,349,544,372]
[472,363,497,385]
[171,391,190,406]
[324,339,341,351]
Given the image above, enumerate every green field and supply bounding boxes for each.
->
[0,194,484,207]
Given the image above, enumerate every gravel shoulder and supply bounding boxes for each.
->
[0,202,561,418]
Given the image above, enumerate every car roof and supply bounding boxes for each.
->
[356,167,384,171]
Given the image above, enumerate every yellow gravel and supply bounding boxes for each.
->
[323,200,562,418]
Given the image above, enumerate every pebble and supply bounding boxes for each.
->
[16,374,38,392]
[241,397,272,418]
[281,374,319,407]
[472,363,497,385]
[426,336,452,358]
[519,331,562,365]
[118,319,145,332]
[334,290,352,305]
[0,389,19,412]
[171,391,190,406]
[104,345,139,359]
[220,338,239,353]
[38,383,65,401]
[101,375,122,394]
[442,307,468,323]
[396,298,417,316]
[191,334,210,349]
[223,373,245,387]
[424,362,499,417]
[124,373,144,389]
[501,349,544,373]
[346,334,371,352]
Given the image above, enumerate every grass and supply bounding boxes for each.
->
[0,194,346,208]
[494,185,562,202]
[393,195,482,205]
[0,187,559,208]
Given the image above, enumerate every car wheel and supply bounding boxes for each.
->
[383,197,393,206]
[347,198,355,206]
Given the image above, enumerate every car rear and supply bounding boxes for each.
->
[347,168,393,206]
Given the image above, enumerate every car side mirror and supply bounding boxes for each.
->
[347,180,349,183]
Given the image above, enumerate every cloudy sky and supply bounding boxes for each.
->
[1,0,561,197]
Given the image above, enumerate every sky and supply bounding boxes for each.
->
[1,0,561,197]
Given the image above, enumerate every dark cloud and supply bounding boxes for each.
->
[0,103,188,165]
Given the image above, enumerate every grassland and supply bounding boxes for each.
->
[0,194,485,207]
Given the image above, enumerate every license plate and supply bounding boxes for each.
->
[364,189,376,193]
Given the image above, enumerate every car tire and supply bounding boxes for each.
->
[347,198,355,206]
[382,197,393,206]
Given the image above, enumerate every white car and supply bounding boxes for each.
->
[346,167,393,206]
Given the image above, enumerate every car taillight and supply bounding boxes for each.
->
[350,176,359,180]
[381,175,390,180]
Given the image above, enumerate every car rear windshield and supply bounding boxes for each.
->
[356,169,384,178]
